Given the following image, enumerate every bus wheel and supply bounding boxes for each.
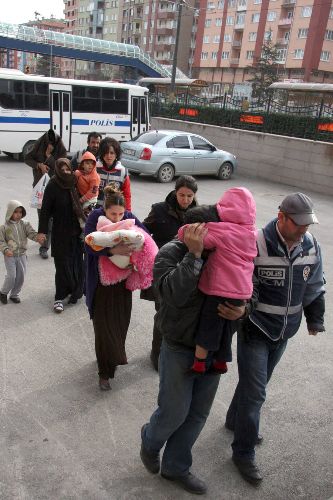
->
[21,141,36,162]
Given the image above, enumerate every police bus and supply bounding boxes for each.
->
[0,68,149,158]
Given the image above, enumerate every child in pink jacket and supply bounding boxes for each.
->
[178,187,257,374]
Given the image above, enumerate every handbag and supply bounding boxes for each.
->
[30,173,50,209]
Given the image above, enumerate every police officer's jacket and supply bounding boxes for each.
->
[249,218,325,341]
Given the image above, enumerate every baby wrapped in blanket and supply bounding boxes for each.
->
[85,215,158,290]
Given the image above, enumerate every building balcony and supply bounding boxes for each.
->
[276,58,286,64]
[232,40,242,47]
[230,58,240,66]
[157,11,175,19]
[156,27,174,35]
[154,42,172,50]
[278,18,293,27]
[237,3,247,11]
[234,23,245,30]
[282,0,296,6]
[276,38,289,45]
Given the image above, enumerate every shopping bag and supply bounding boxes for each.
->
[30,173,50,209]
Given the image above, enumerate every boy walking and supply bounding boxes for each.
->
[0,201,44,304]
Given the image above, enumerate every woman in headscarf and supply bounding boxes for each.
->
[38,158,86,313]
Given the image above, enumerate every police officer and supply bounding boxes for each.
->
[223,192,325,485]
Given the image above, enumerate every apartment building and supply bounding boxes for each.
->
[192,0,333,90]
[63,0,195,77]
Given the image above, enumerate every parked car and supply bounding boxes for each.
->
[121,130,237,183]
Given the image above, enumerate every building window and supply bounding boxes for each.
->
[205,19,212,27]
[224,33,231,41]
[294,49,304,59]
[297,28,308,38]
[238,0,247,8]
[264,30,272,40]
[267,11,276,21]
[221,51,229,59]
[254,0,261,3]
[236,14,245,24]
[212,51,218,59]
[203,35,210,43]
[325,30,333,41]
[330,8,333,19]
[251,13,260,22]
[276,48,287,61]
[301,6,312,17]
[320,51,330,61]
[246,50,254,59]
[214,35,221,42]
[208,2,215,8]
[228,0,236,7]
[201,52,208,59]
[215,18,222,26]
[248,32,257,41]
[226,15,234,25]
[217,0,224,8]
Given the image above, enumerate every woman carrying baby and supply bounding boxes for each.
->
[85,185,157,391]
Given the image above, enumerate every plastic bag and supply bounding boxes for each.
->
[30,173,50,209]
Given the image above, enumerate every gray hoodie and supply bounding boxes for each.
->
[0,200,38,256]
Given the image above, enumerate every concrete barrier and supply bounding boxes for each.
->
[151,117,333,195]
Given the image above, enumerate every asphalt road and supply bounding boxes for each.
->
[0,155,332,500]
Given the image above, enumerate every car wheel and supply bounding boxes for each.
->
[157,163,175,183]
[21,140,36,162]
[218,162,233,180]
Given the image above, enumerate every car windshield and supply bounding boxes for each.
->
[134,132,167,145]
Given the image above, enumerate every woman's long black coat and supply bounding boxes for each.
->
[38,178,81,259]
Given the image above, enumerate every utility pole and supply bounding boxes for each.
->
[170,0,183,95]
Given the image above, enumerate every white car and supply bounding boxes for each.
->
[121,130,237,183]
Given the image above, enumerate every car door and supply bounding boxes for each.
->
[165,135,195,174]
[191,135,220,174]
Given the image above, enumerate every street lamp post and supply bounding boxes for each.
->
[170,0,183,95]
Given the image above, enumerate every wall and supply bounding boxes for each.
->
[151,117,333,195]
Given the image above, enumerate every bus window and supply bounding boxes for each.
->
[24,81,35,94]
[53,93,60,112]
[63,93,70,112]
[141,98,146,124]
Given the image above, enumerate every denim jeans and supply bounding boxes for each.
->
[142,340,220,477]
[226,330,288,461]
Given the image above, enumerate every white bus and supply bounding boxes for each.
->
[0,68,150,158]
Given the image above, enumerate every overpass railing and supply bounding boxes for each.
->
[0,22,171,78]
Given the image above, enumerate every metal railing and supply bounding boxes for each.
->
[0,22,172,78]
[149,90,333,142]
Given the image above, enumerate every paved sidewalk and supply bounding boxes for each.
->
[0,155,332,500]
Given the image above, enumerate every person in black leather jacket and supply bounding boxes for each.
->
[140,204,247,495]
[142,175,198,370]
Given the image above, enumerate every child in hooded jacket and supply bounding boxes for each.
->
[0,201,45,304]
[75,151,100,213]
[178,187,257,374]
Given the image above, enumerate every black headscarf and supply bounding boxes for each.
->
[54,158,86,222]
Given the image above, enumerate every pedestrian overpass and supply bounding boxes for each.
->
[0,22,171,78]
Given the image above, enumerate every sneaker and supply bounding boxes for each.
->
[0,292,7,304]
[9,297,21,304]
[53,301,64,313]
[39,249,48,259]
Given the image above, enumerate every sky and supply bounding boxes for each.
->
[2,0,65,25]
